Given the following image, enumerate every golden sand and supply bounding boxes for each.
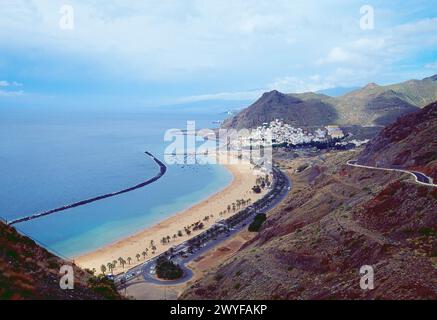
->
[75,159,267,274]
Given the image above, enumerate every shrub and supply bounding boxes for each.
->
[248,213,267,232]
[252,185,262,194]
[419,227,435,237]
[156,257,183,280]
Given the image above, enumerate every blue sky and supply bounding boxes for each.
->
[0,0,437,109]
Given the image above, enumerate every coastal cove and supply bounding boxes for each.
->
[75,157,267,273]
[0,107,234,258]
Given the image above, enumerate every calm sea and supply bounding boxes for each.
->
[0,105,233,257]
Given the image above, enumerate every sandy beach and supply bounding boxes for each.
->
[75,157,268,274]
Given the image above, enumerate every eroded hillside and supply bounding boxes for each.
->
[0,222,121,300]
[181,150,437,300]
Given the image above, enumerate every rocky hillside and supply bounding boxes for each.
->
[0,221,122,300]
[332,85,419,126]
[223,75,437,129]
[181,149,437,299]
[358,101,437,180]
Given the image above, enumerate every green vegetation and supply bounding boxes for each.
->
[419,227,435,237]
[156,257,184,280]
[248,213,267,232]
[87,274,123,300]
[252,185,262,194]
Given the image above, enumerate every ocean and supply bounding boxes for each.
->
[0,105,233,258]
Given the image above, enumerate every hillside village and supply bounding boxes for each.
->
[232,119,352,148]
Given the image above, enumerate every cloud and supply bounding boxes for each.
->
[0,90,24,97]
[0,80,24,97]
[316,47,356,65]
[0,1,436,103]
[0,80,23,87]
[267,75,334,93]
[425,62,437,69]
[177,89,265,103]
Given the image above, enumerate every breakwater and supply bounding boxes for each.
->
[8,152,167,226]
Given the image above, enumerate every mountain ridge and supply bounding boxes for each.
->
[222,75,437,129]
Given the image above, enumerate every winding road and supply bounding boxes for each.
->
[8,152,167,226]
[347,160,436,188]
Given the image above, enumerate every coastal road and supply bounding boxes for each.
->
[347,160,436,187]
[116,166,291,288]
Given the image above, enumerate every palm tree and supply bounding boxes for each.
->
[112,260,118,268]
[227,205,231,213]
[100,264,107,275]
[142,251,147,259]
[136,253,141,261]
[166,235,171,243]
[107,262,113,274]
[120,259,126,269]
[127,257,132,265]
[150,240,154,248]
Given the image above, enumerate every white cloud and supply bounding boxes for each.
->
[0,80,24,97]
[267,75,334,93]
[0,80,23,87]
[178,89,265,103]
[316,47,356,65]
[0,1,436,102]
[425,62,437,70]
[0,90,24,97]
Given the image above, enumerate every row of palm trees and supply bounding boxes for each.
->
[98,184,265,275]
[219,198,252,217]
[100,250,152,275]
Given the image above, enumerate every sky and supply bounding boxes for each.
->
[0,0,437,109]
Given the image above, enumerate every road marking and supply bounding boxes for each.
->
[347,160,437,188]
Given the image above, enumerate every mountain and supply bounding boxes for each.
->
[0,221,121,300]
[222,75,437,129]
[332,85,420,126]
[182,106,437,299]
[358,101,437,180]
[222,90,337,129]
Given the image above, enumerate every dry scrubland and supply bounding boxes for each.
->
[182,149,437,299]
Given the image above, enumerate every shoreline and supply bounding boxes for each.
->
[75,158,268,274]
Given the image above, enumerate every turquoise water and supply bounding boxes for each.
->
[0,106,232,257]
